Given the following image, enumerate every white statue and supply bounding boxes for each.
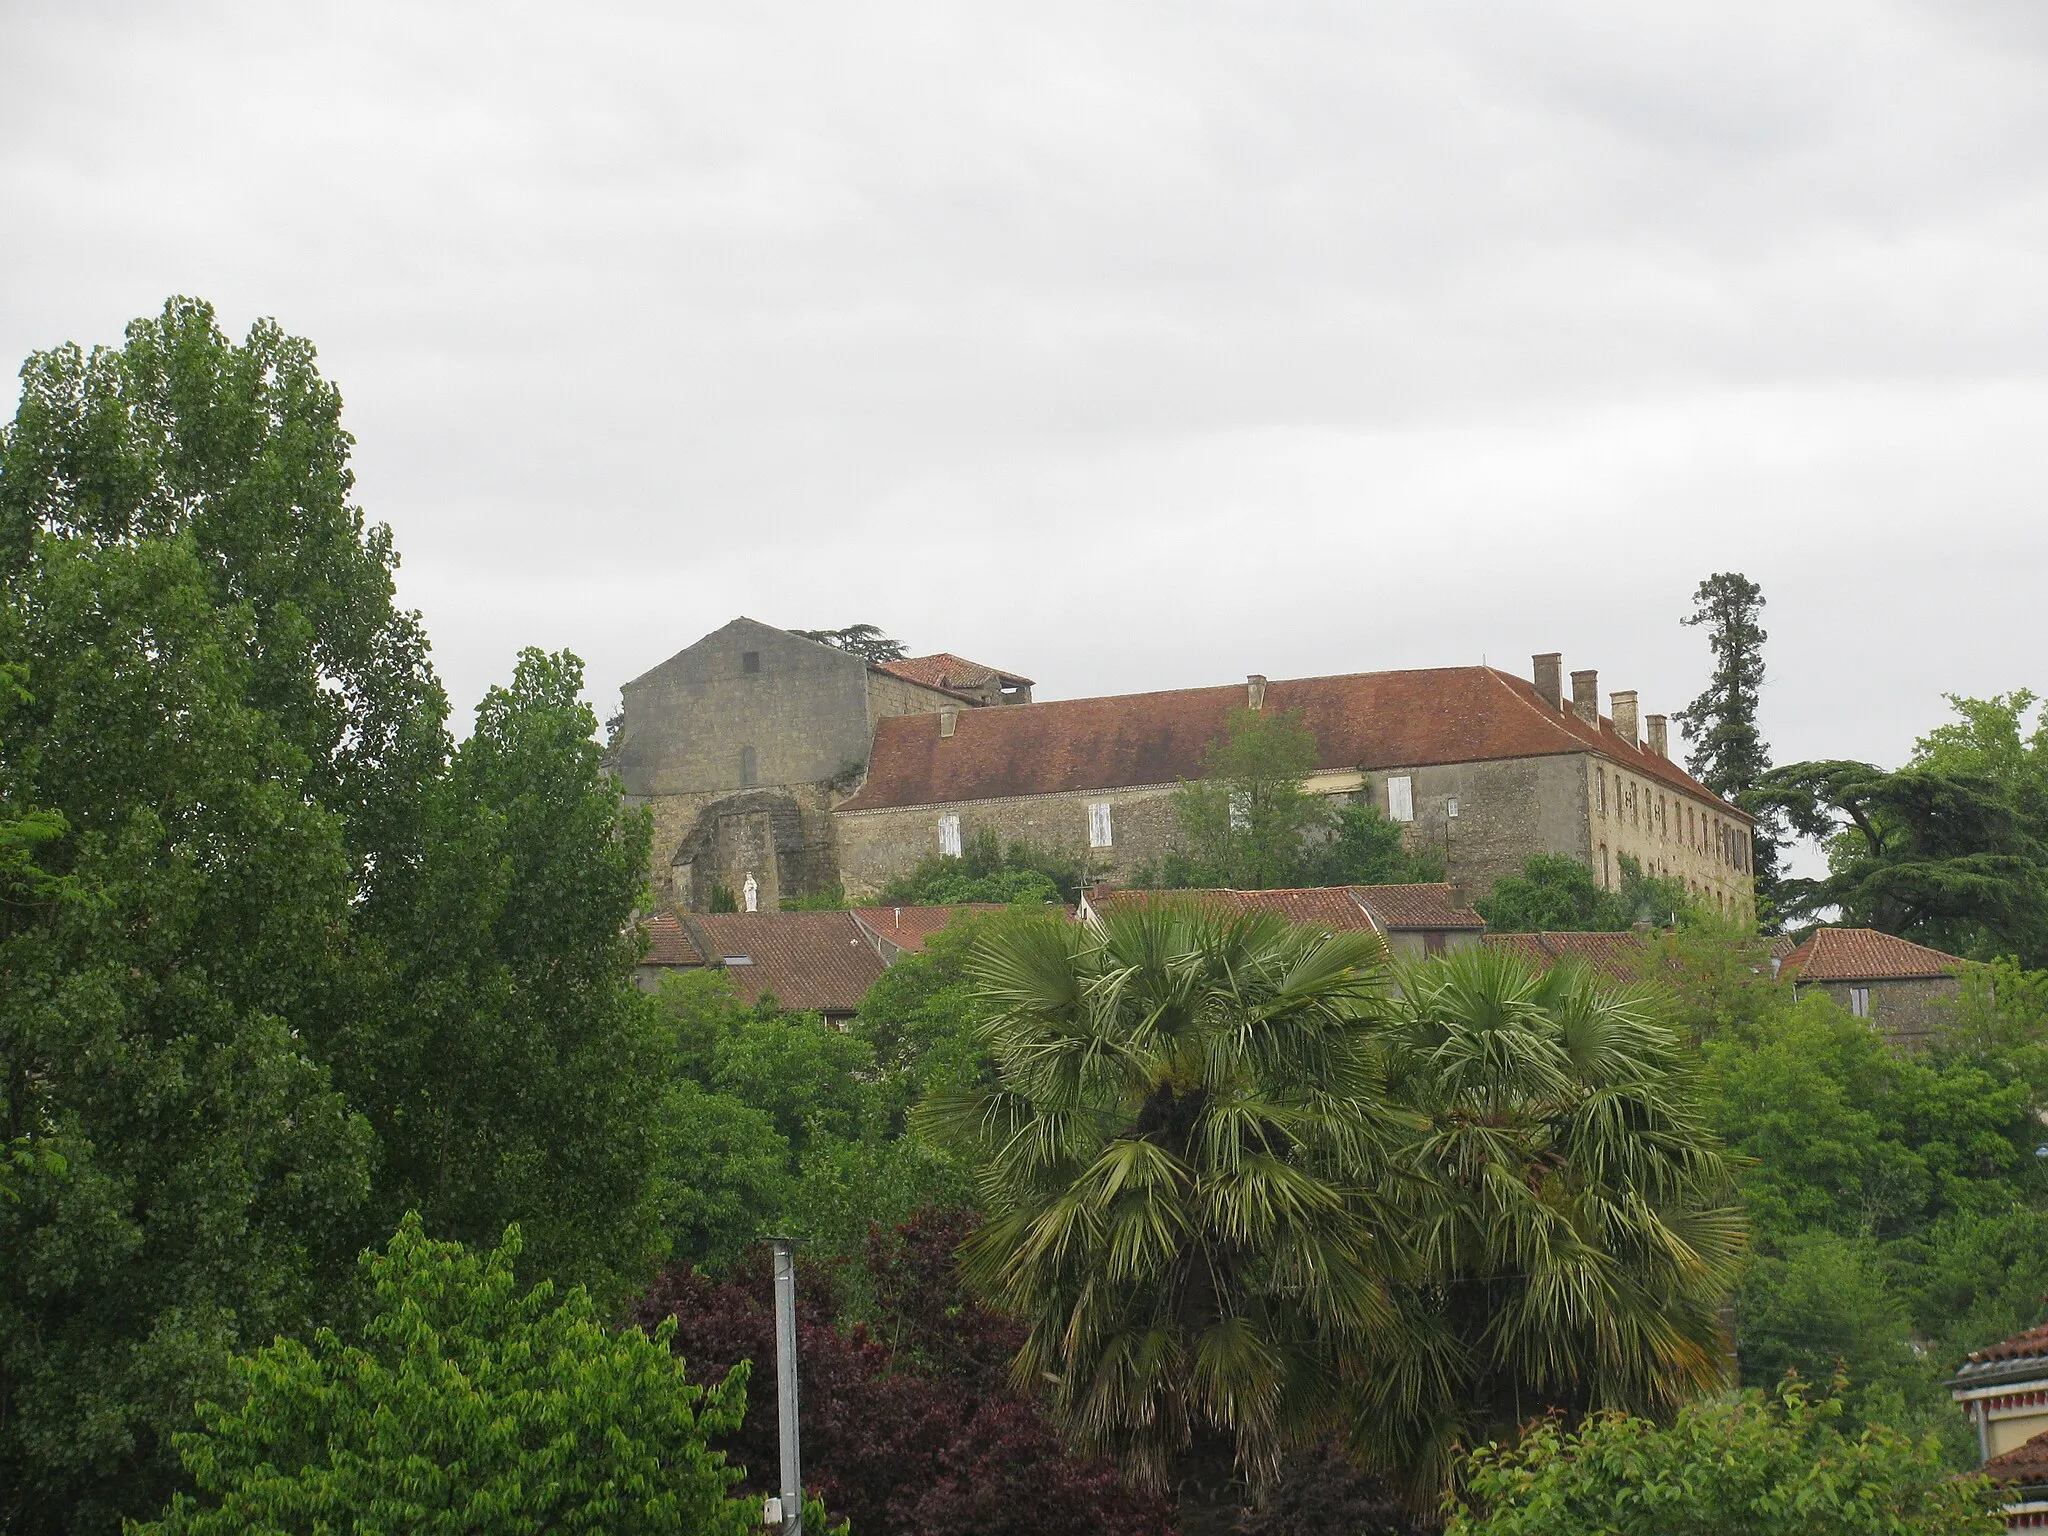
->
[743,873,759,913]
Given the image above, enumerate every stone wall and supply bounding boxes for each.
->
[1350,754,1593,901]
[839,753,1604,905]
[609,617,874,800]
[1587,757,1756,921]
[836,782,1180,899]
[1804,975,1961,1048]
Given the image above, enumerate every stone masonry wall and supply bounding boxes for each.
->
[609,618,874,800]
[1805,976,1960,1049]
[1586,757,1756,921]
[839,753,1605,904]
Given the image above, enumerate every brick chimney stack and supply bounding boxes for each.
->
[1646,714,1669,758]
[1533,653,1563,710]
[1612,690,1639,748]
[1570,669,1599,726]
[1247,674,1267,710]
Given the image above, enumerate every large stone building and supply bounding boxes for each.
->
[610,621,1756,915]
[835,652,1756,913]
[604,617,1032,909]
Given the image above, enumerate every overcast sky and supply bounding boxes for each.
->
[5,2,2045,792]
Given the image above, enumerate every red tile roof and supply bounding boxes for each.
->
[680,911,888,1015]
[1985,1426,2048,1485]
[876,653,1033,693]
[1352,883,1486,931]
[1086,883,1484,935]
[1780,927,1965,983]
[1484,930,1649,980]
[639,910,705,966]
[850,903,1013,954]
[1970,1321,2048,1368]
[838,665,1733,814]
[1087,886,1382,932]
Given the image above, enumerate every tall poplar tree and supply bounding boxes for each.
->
[1675,572,1783,908]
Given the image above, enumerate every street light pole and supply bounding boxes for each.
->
[770,1238,802,1536]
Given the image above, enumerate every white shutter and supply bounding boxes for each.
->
[938,815,962,858]
[1088,801,1114,849]
[1387,775,1414,823]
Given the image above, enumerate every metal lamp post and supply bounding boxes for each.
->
[767,1238,802,1535]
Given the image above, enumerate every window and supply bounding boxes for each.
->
[1387,775,1414,823]
[1596,768,1606,814]
[742,650,760,675]
[1849,986,1871,1019]
[1424,931,1448,956]
[1088,801,1114,849]
[937,814,962,858]
[740,745,758,787]
[1600,844,1610,888]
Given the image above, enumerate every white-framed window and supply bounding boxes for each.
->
[937,814,962,858]
[1088,801,1114,849]
[1849,986,1871,1019]
[1387,775,1414,823]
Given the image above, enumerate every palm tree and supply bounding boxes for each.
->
[918,902,1412,1526]
[1361,944,1746,1490]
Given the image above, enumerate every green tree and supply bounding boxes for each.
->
[1171,706,1330,887]
[343,649,671,1299]
[1475,854,1693,933]
[1674,572,1786,906]
[921,905,1407,1521]
[790,623,907,662]
[1751,759,2048,963]
[0,530,377,1531]
[1369,948,1744,1489]
[1304,797,1446,886]
[1912,689,2048,795]
[1445,1381,2002,1536]
[133,1214,758,1536]
[879,826,1081,905]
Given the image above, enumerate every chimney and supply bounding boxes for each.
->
[1646,714,1668,758]
[938,706,958,738]
[1570,669,1599,726]
[1533,653,1563,710]
[1611,690,1639,748]
[1247,674,1267,710]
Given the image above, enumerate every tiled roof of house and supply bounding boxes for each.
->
[1984,1426,2048,1486]
[1484,929,1649,980]
[1087,886,1382,932]
[639,910,705,966]
[1352,883,1487,931]
[1780,927,1965,984]
[681,911,888,1015]
[838,665,1732,814]
[876,653,1033,693]
[1085,884,1480,935]
[1970,1321,2048,1369]
[850,903,1014,954]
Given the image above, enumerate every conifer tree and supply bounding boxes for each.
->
[1675,572,1783,909]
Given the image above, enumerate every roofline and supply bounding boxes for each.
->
[1952,1357,2048,1390]
[839,662,1744,818]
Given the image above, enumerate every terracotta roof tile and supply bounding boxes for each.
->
[1985,1426,2048,1485]
[876,653,1034,693]
[1484,930,1648,980]
[1971,1321,2048,1368]
[1780,927,1965,983]
[839,665,1733,814]
[1352,883,1486,931]
[1087,886,1381,933]
[681,911,887,1015]
[850,903,1014,954]
[639,910,705,966]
